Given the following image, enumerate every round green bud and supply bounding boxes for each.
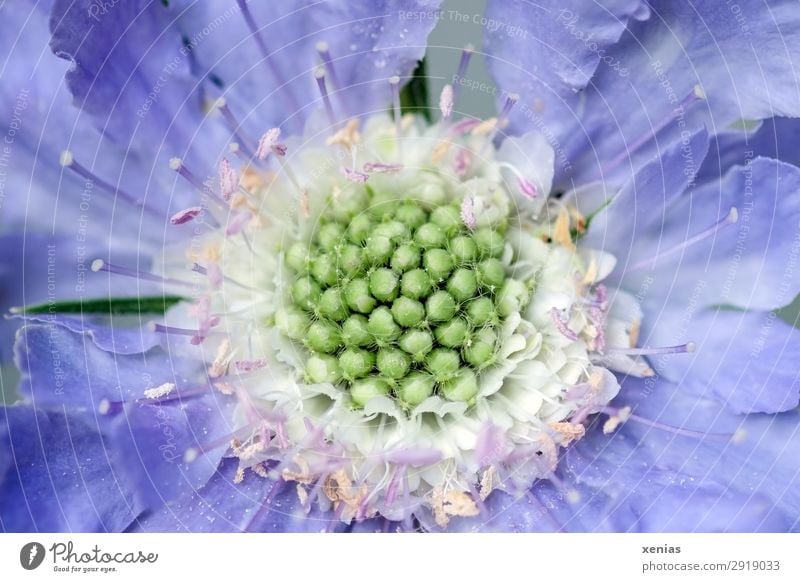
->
[442,369,479,402]
[401,268,432,300]
[423,248,454,281]
[397,371,436,406]
[496,278,530,317]
[391,296,425,328]
[285,241,310,273]
[350,376,392,407]
[430,205,462,236]
[376,348,411,379]
[365,235,395,265]
[341,314,372,347]
[426,291,457,322]
[307,320,341,353]
[275,306,310,340]
[373,220,409,242]
[477,258,506,290]
[465,297,496,326]
[414,222,446,248]
[332,187,369,222]
[426,348,461,382]
[446,268,478,302]
[311,253,338,286]
[318,287,348,321]
[394,203,428,229]
[367,190,400,221]
[306,354,342,384]
[339,347,375,379]
[317,222,345,252]
[449,236,478,264]
[369,268,399,302]
[390,243,420,272]
[398,329,434,362]
[291,276,321,311]
[408,180,447,207]
[344,278,377,314]
[348,213,373,244]
[338,244,365,274]
[463,327,497,368]
[474,227,505,258]
[434,317,470,348]
[367,306,401,343]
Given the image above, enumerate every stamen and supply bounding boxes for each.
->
[148,322,221,338]
[341,166,369,183]
[460,195,476,231]
[550,308,579,341]
[191,263,260,293]
[234,0,300,114]
[213,98,258,158]
[439,84,454,119]
[228,142,252,166]
[170,157,213,196]
[450,44,474,106]
[362,162,403,174]
[497,92,519,127]
[314,67,338,127]
[627,207,738,272]
[60,150,159,215]
[315,41,342,93]
[491,92,518,143]
[601,406,734,442]
[91,259,195,289]
[170,206,204,225]
[218,158,239,201]
[607,342,696,356]
[603,85,706,175]
[389,75,403,159]
[235,358,268,373]
[256,128,284,161]
[143,382,176,400]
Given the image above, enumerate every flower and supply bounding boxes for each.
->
[1,0,799,533]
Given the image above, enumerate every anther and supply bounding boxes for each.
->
[170,206,204,225]
[256,128,284,160]
[439,84,454,119]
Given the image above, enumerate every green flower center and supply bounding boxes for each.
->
[279,186,529,410]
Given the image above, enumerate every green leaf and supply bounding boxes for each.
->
[399,59,431,122]
[11,296,185,316]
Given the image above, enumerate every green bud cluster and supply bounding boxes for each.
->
[279,186,530,411]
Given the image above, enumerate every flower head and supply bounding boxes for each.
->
[1,0,800,534]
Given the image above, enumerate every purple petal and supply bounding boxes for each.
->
[109,392,235,510]
[0,406,141,532]
[14,322,206,411]
[486,1,800,189]
[646,310,800,414]
[131,458,348,532]
[622,157,800,313]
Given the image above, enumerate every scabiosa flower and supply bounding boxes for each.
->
[1,0,799,533]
